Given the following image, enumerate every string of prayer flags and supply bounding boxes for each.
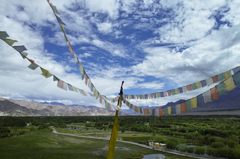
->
[40,67,53,78]
[27,58,35,65]
[123,70,240,116]
[0,31,9,40]
[80,64,85,80]
[3,39,18,46]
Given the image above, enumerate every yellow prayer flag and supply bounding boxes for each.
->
[142,94,145,99]
[136,107,140,113]
[72,86,79,92]
[3,39,18,46]
[196,81,202,88]
[40,67,53,78]
[156,92,160,98]
[147,109,151,115]
[94,88,99,99]
[174,88,179,94]
[191,97,197,108]
[224,70,232,79]
[224,76,236,92]
[107,111,119,158]
[60,24,66,33]
[167,106,171,115]
[129,95,131,99]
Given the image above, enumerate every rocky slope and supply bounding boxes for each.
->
[0,97,127,116]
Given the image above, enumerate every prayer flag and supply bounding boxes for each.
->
[55,14,66,25]
[85,74,89,85]
[178,87,183,93]
[203,90,212,103]
[49,3,60,15]
[206,77,213,86]
[142,94,145,99]
[3,39,17,46]
[191,83,197,90]
[176,104,181,114]
[196,81,202,88]
[136,107,140,113]
[151,109,155,116]
[57,80,63,89]
[0,31,9,40]
[211,75,218,83]
[233,71,240,86]
[224,76,236,92]
[132,95,135,99]
[147,109,151,115]
[94,88,99,99]
[163,107,168,116]
[150,94,154,98]
[155,108,159,116]
[153,93,157,98]
[53,75,59,81]
[60,24,66,33]
[107,110,118,159]
[88,79,91,90]
[224,70,232,80]
[163,91,167,97]
[216,82,227,96]
[182,86,188,93]
[64,33,68,43]
[191,97,197,108]
[185,100,191,111]
[63,81,68,90]
[159,108,163,116]
[218,73,224,81]
[167,107,171,115]
[136,95,139,99]
[167,90,171,96]
[180,102,186,113]
[28,63,39,70]
[200,80,207,87]
[27,58,35,65]
[68,84,74,91]
[171,105,176,114]
[40,67,53,78]
[145,94,148,99]
[186,85,192,91]
[20,52,28,59]
[144,109,147,115]
[99,95,103,104]
[157,92,161,98]
[129,95,131,99]
[233,66,240,74]
[140,107,142,114]
[72,86,79,92]
[197,94,204,106]
[13,45,27,53]
[80,64,85,80]
[174,88,179,94]
[160,92,163,97]
[68,42,73,55]
[210,86,218,100]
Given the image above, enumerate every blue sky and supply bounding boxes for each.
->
[1,0,240,109]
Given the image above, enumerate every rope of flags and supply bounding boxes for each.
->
[123,70,240,116]
[0,31,119,112]
[124,68,240,100]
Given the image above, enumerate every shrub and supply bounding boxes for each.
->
[186,147,194,153]
[195,147,205,154]
[166,141,177,149]
[211,142,225,148]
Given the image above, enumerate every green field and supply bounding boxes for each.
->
[0,130,193,159]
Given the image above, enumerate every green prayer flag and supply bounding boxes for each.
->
[40,67,53,78]
[53,75,59,81]
[94,88,99,99]
[28,63,39,70]
[185,100,192,111]
[0,31,9,40]
[3,39,17,46]
[218,73,224,81]
[80,64,85,80]
[107,110,119,159]
[216,82,227,96]
[72,86,79,92]
[20,52,28,59]
[64,33,68,43]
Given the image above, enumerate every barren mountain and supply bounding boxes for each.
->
[0,97,127,116]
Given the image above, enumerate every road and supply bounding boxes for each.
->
[51,127,218,159]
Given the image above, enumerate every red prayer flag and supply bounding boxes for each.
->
[180,102,186,113]
[167,90,171,96]
[57,80,63,89]
[150,94,153,98]
[186,85,192,91]
[159,108,163,116]
[210,86,218,100]
[82,90,87,96]
[27,58,35,65]
[68,42,73,55]
[211,75,218,83]
[144,109,147,115]
[99,95,102,104]
[85,74,89,85]
[136,95,139,99]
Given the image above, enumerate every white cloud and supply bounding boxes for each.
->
[97,22,112,33]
